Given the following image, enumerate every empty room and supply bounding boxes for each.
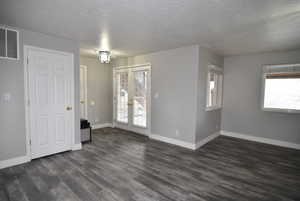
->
[1,1,300,201]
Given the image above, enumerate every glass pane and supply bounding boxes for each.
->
[264,78,300,110]
[133,71,147,127]
[217,74,223,106]
[116,72,128,123]
[7,30,18,59]
[0,28,5,57]
[208,72,216,107]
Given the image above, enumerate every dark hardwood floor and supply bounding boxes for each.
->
[1,128,300,201]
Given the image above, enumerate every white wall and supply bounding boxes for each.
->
[114,45,199,143]
[196,47,223,143]
[0,26,80,161]
[222,50,300,144]
[80,56,113,125]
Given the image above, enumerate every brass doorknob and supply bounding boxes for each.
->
[80,101,85,104]
[127,103,133,106]
[66,106,72,111]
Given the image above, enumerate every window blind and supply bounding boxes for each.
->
[266,72,300,79]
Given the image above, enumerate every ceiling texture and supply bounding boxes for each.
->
[1,0,300,57]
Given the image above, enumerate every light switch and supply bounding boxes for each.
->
[90,100,95,106]
[154,92,159,99]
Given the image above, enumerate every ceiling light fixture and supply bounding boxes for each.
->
[98,51,111,63]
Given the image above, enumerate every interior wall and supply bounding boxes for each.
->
[222,50,300,144]
[0,26,80,161]
[80,56,113,125]
[114,45,199,143]
[196,47,224,143]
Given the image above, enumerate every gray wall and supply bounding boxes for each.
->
[0,26,80,161]
[80,56,113,125]
[114,45,199,143]
[196,47,223,142]
[222,50,300,144]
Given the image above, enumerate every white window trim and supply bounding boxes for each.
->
[261,64,300,114]
[206,64,223,111]
[0,26,19,60]
[206,105,222,111]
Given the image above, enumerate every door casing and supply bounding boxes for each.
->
[24,45,75,161]
[113,63,151,136]
[80,65,88,119]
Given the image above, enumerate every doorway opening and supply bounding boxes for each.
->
[24,45,75,159]
[113,64,151,135]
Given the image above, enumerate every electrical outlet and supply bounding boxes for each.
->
[175,129,180,136]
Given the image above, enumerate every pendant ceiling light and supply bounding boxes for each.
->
[98,51,111,64]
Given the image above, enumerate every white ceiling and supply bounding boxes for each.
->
[1,0,300,57]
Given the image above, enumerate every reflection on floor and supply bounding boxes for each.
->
[1,128,300,201]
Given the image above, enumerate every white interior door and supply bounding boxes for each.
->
[113,65,151,135]
[80,65,88,119]
[27,47,74,159]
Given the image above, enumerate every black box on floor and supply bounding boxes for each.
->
[80,119,91,142]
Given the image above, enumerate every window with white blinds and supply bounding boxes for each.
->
[262,64,300,113]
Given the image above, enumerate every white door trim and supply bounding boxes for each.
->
[24,45,75,161]
[113,63,151,70]
[113,63,151,136]
[80,65,88,120]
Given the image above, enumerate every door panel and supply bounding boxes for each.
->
[28,48,73,159]
[55,115,65,142]
[114,66,151,135]
[38,115,49,146]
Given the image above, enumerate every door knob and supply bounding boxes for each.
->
[66,106,72,111]
[80,101,85,104]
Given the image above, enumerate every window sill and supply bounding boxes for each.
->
[0,56,19,60]
[262,108,300,114]
[206,106,222,112]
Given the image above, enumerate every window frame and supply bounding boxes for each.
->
[206,64,223,111]
[0,26,19,60]
[261,64,300,114]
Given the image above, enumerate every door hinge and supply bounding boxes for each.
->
[29,140,31,145]
[27,99,30,106]
[27,57,29,65]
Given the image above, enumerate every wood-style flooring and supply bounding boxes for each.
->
[1,128,300,201]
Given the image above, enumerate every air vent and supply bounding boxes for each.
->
[0,27,19,60]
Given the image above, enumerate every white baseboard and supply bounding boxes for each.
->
[92,123,113,129]
[150,132,220,150]
[72,143,82,151]
[195,132,220,150]
[0,144,82,169]
[220,130,300,150]
[150,134,196,150]
[0,155,30,169]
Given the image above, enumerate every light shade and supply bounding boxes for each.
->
[98,51,111,63]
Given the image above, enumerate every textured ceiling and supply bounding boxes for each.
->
[1,0,300,57]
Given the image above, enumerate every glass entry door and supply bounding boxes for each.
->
[113,65,151,135]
